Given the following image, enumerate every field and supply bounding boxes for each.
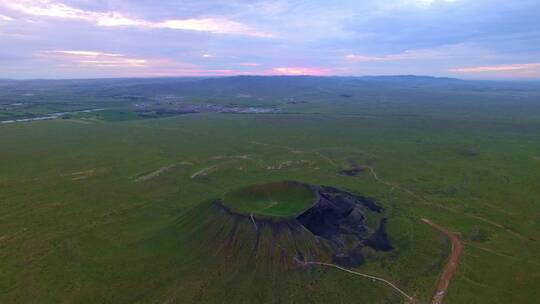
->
[1,77,539,303]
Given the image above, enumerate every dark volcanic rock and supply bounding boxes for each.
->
[332,245,365,268]
[364,219,393,251]
[296,186,391,267]
[297,187,367,239]
[339,168,364,176]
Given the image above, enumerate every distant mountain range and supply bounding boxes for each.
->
[1,76,538,101]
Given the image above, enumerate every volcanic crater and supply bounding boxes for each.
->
[215,181,393,268]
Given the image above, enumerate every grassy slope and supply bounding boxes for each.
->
[0,106,539,303]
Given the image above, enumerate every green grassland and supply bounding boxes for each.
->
[222,181,316,217]
[1,77,540,303]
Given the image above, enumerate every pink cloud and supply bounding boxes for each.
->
[273,67,330,76]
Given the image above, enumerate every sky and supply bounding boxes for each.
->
[0,0,539,79]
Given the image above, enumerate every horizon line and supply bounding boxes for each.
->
[1,74,539,82]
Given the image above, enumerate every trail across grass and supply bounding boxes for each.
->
[295,257,415,303]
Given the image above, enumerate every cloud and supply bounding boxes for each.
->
[273,67,330,76]
[34,49,251,77]
[39,50,148,67]
[50,50,123,57]
[155,18,273,37]
[130,68,244,77]
[0,13,13,21]
[239,63,260,67]
[345,53,411,62]
[403,0,458,7]
[0,0,271,37]
[449,63,540,73]
[1,1,540,79]
[344,46,454,62]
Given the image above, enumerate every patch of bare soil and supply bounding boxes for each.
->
[0,228,28,244]
[134,165,176,182]
[190,165,218,179]
[62,169,96,181]
[422,219,464,304]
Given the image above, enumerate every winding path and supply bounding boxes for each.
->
[421,219,464,304]
[365,166,466,303]
[295,258,415,303]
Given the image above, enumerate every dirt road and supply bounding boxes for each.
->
[295,258,415,303]
[422,218,464,304]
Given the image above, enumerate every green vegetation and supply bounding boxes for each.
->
[222,181,315,217]
[0,76,539,303]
